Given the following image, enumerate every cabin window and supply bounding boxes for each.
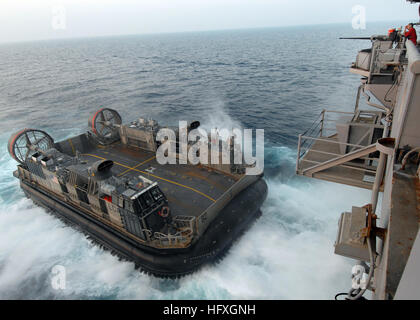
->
[133,197,146,215]
[134,191,154,211]
[137,196,146,209]
[150,187,163,201]
[142,191,154,208]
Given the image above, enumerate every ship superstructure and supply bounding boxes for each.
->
[296,5,420,299]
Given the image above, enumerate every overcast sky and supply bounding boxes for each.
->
[0,0,418,43]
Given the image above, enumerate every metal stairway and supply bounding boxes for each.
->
[302,143,377,177]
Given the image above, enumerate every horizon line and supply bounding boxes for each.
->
[0,19,411,46]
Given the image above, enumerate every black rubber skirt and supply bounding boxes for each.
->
[21,178,268,277]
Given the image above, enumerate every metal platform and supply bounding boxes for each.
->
[297,134,380,190]
[296,109,382,190]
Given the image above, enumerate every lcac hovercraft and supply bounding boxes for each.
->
[7,108,267,276]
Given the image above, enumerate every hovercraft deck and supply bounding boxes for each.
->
[78,142,237,218]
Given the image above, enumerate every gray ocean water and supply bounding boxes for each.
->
[0,22,395,299]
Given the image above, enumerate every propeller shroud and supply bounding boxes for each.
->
[89,108,122,140]
[8,129,54,164]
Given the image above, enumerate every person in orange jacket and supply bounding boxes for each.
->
[404,23,417,45]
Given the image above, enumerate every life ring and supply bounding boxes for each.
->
[159,206,170,218]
